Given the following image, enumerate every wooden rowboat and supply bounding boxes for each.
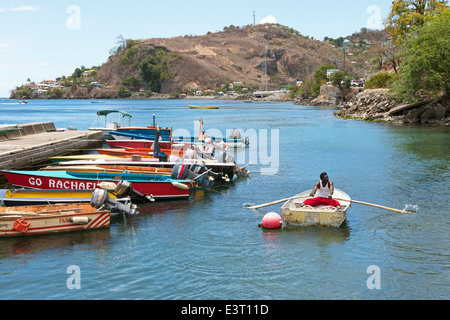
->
[188,105,220,109]
[0,203,110,237]
[281,189,351,227]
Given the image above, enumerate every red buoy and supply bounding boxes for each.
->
[261,212,283,229]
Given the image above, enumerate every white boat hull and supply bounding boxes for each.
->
[281,189,351,227]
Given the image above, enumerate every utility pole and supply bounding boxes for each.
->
[253,11,256,26]
[264,44,268,90]
[342,47,346,70]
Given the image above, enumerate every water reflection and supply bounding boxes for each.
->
[388,126,450,161]
[136,199,191,215]
[0,229,111,259]
[261,221,351,246]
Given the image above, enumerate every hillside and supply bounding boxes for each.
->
[97,24,338,94]
[11,24,388,99]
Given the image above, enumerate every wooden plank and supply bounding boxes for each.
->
[0,130,102,171]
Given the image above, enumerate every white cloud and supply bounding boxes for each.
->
[0,6,39,13]
[259,15,277,25]
[0,41,19,48]
[10,6,39,11]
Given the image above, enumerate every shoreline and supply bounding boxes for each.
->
[6,88,449,126]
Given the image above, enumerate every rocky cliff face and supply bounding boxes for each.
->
[335,89,450,125]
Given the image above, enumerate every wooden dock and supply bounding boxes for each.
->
[0,122,102,172]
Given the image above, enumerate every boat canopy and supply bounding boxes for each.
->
[97,110,132,118]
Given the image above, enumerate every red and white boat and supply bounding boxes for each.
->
[0,203,110,238]
[106,139,172,150]
[1,170,191,199]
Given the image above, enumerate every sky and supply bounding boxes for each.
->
[0,0,392,97]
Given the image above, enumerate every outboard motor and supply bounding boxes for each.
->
[190,162,208,175]
[90,188,138,216]
[190,162,216,189]
[171,162,215,189]
[114,180,154,203]
[171,163,199,180]
[191,162,221,179]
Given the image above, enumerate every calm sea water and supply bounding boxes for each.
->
[0,98,449,300]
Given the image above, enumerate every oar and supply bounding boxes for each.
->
[246,195,310,210]
[333,198,409,214]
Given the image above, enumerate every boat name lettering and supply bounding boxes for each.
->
[60,218,70,224]
[48,179,95,190]
[29,177,42,186]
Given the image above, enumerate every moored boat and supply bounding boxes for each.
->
[49,158,240,181]
[41,164,173,175]
[106,139,175,150]
[109,131,172,142]
[0,124,19,134]
[188,105,220,109]
[97,147,181,158]
[1,170,192,199]
[0,188,128,207]
[88,110,133,138]
[50,154,119,164]
[0,203,110,237]
[281,189,351,227]
[117,126,172,137]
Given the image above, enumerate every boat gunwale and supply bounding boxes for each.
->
[281,189,351,211]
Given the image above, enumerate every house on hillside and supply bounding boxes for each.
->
[35,83,50,91]
[41,80,56,86]
[83,69,97,77]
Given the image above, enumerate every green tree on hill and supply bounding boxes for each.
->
[385,0,448,44]
[139,49,178,93]
[393,8,450,102]
[312,64,336,97]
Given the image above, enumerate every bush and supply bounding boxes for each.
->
[12,85,33,99]
[312,64,336,97]
[365,73,397,89]
[117,86,131,98]
[47,88,64,98]
[122,76,141,90]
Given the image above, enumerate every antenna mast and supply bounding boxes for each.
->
[264,44,268,90]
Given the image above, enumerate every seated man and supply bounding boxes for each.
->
[301,172,341,210]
